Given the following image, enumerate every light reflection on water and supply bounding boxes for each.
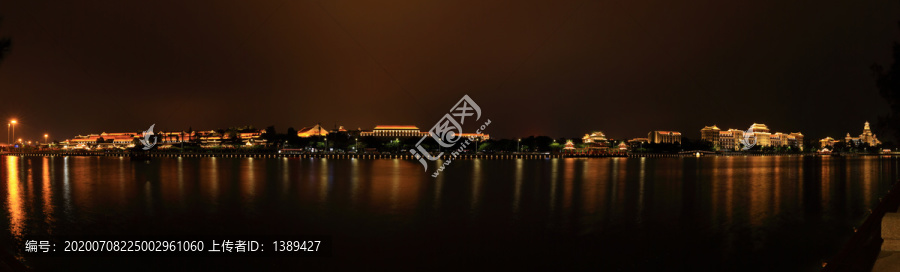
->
[0,155,895,271]
[6,156,23,241]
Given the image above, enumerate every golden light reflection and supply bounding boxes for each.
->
[796,157,804,208]
[390,159,400,211]
[862,158,873,207]
[433,162,444,211]
[586,159,607,215]
[42,157,54,226]
[725,157,734,228]
[710,157,719,228]
[638,157,645,223]
[513,159,522,214]
[205,157,219,212]
[607,159,618,213]
[243,158,256,200]
[365,160,422,213]
[279,158,290,202]
[549,158,559,212]
[350,158,359,207]
[563,159,574,210]
[773,156,782,217]
[6,156,25,239]
[471,159,481,212]
[319,159,330,203]
[177,157,185,209]
[62,157,72,214]
[821,156,831,210]
[748,157,773,227]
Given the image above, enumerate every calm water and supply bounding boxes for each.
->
[0,155,897,271]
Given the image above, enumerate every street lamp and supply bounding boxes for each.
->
[517,138,521,153]
[10,120,16,147]
[44,134,49,145]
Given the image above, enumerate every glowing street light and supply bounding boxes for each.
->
[44,134,49,145]
[10,120,16,147]
[517,138,521,153]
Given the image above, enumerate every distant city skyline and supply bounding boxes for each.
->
[0,118,887,147]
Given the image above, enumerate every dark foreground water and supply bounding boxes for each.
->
[0,155,897,271]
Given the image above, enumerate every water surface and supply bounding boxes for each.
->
[0,155,896,271]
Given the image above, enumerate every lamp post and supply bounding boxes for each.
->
[10,120,16,147]
[355,137,358,151]
[44,134,49,146]
[517,138,521,153]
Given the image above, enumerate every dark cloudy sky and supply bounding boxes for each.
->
[0,0,899,142]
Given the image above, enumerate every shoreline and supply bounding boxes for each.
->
[0,151,889,159]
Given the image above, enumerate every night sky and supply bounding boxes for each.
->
[1,1,899,142]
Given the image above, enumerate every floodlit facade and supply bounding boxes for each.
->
[62,129,269,149]
[582,131,609,150]
[360,125,422,137]
[845,121,881,146]
[359,125,489,140]
[648,131,681,144]
[702,123,802,150]
[717,129,744,151]
[701,125,720,144]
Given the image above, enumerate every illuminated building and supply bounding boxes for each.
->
[359,125,489,140]
[717,129,744,151]
[563,140,575,150]
[63,129,269,149]
[747,123,771,147]
[582,131,609,150]
[790,132,804,149]
[648,131,681,144]
[820,136,836,147]
[702,123,801,150]
[627,137,649,149]
[360,125,422,137]
[701,125,720,144]
[297,124,329,138]
[844,121,881,146]
[63,132,141,149]
[770,132,786,147]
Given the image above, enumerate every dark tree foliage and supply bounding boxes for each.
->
[872,22,900,145]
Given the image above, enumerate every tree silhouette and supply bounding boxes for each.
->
[872,22,900,145]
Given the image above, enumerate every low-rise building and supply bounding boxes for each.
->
[648,131,681,144]
[359,125,489,140]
